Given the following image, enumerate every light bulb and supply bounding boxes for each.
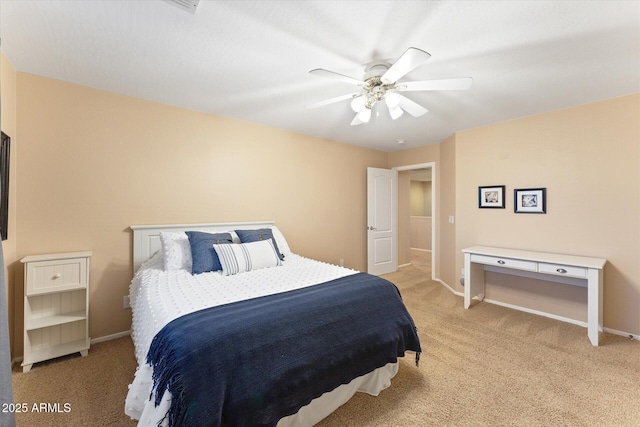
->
[357,106,372,123]
[385,92,400,108]
[351,96,366,112]
[388,105,404,120]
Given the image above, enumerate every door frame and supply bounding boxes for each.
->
[393,162,436,280]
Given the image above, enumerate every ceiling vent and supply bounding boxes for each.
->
[163,0,200,14]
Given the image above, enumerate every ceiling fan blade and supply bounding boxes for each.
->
[305,93,360,109]
[309,68,366,86]
[398,77,473,91]
[381,47,431,84]
[395,94,429,117]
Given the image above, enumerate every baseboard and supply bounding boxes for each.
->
[433,279,639,341]
[434,277,458,295]
[604,327,640,341]
[409,248,431,252]
[91,330,130,344]
[482,298,588,328]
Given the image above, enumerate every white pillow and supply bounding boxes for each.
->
[159,231,192,271]
[270,226,291,256]
[213,239,282,276]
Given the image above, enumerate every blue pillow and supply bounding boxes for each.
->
[235,228,285,260]
[185,231,233,274]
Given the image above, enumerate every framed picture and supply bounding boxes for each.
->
[514,188,546,214]
[0,132,8,240]
[478,185,505,209]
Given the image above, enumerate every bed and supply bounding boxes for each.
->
[124,221,421,426]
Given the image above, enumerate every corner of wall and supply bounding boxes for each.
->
[1,49,19,360]
[436,134,457,289]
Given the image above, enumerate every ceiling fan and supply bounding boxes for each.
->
[306,47,472,126]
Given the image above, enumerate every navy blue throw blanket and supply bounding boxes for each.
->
[147,272,421,427]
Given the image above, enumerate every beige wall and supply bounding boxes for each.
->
[439,135,457,290]
[11,73,386,357]
[456,94,639,333]
[0,51,18,358]
[409,216,431,251]
[397,171,411,265]
[390,98,640,338]
[410,181,428,216]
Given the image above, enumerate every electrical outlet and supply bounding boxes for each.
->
[123,295,131,309]
[339,259,344,267]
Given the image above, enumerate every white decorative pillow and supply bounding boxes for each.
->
[270,226,291,256]
[213,239,282,276]
[160,231,192,271]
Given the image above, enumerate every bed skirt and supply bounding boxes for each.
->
[126,362,399,426]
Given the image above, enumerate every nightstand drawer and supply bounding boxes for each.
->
[26,258,87,295]
[470,254,537,272]
[538,263,587,278]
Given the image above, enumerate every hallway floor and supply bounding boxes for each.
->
[409,248,431,275]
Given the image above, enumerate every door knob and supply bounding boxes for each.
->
[367,226,376,231]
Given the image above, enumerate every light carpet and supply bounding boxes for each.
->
[11,260,640,426]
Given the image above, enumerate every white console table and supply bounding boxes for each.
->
[462,246,607,346]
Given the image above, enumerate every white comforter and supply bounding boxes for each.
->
[125,248,398,426]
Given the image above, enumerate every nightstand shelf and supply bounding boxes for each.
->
[25,337,90,364]
[21,251,92,372]
[26,309,87,331]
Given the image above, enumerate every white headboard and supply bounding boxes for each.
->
[130,221,275,272]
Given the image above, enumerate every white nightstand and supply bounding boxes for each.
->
[21,251,92,372]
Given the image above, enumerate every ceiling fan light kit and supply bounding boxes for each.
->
[308,47,472,126]
[357,107,372,123]
[388,104,404,120]
[351,95,366,113]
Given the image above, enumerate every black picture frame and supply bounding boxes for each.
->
[0,132,9,240]
[478,185,505,209]
[514,188,546,214]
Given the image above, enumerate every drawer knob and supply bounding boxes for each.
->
[53,273,62,279]
[497,260,506,265]
[556,268,567,274]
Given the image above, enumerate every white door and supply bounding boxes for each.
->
[367,167,398,275]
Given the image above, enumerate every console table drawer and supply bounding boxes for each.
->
[470,254,537,272]
[538,263,587,278]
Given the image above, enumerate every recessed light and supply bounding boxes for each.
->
[397,139,406,144]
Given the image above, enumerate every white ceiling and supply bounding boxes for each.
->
[1,1,639,152]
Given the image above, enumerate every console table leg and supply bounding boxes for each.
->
[587,268,603,346]
[464,254,485,308]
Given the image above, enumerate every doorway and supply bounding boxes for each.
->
[394,163,436,280]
